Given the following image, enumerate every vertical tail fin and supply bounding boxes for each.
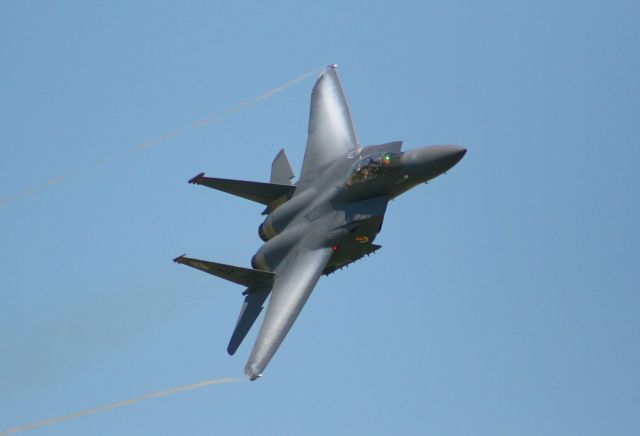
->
[270,149,294,185]
[227,286,272,355]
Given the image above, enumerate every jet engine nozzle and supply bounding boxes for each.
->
[258,222,276,242]
[258,189,316,242]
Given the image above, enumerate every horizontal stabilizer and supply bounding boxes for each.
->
[188,173,295,206]
[173,255,274,288]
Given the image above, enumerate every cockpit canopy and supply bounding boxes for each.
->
[346,152,403,187]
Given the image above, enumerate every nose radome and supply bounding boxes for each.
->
[423,144,467,171]
[399,144,467,179]
[437,145,467,163]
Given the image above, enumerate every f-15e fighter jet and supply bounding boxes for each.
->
[174,65,466,380]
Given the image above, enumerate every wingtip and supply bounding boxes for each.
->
[173,254,187,263]
[245,363,263,381]
[327,64,338,69]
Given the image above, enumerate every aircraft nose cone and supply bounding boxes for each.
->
[401,144,467,178]
[426,145,466,173]
[436,145,467,168]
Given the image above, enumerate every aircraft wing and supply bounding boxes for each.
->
[244,245,334,380]
[299,65,359,184]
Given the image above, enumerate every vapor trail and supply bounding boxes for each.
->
[0,377,242,435]
[194,68,321,127]
[0,67,322,208]
[0,170,80,208]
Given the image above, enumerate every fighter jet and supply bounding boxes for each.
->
[174,65,466,380]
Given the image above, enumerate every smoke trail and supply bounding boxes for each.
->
[0,67,321,208]
[0,377,242,435]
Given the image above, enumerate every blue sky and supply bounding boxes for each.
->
[2,1,639,434]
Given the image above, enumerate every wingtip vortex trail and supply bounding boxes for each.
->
[0,377,244,435]
[1,67,322,209]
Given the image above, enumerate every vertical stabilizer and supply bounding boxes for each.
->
[271,149,295,185]
[227,286,272,355]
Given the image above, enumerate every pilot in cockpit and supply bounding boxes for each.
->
[346,152,401,187]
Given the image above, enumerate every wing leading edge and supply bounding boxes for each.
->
[299,65,359,184]
[245,246,333,380]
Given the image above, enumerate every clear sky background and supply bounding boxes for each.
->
[2,1,639,435]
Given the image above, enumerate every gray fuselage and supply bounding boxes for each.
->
[252,142,466,275]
